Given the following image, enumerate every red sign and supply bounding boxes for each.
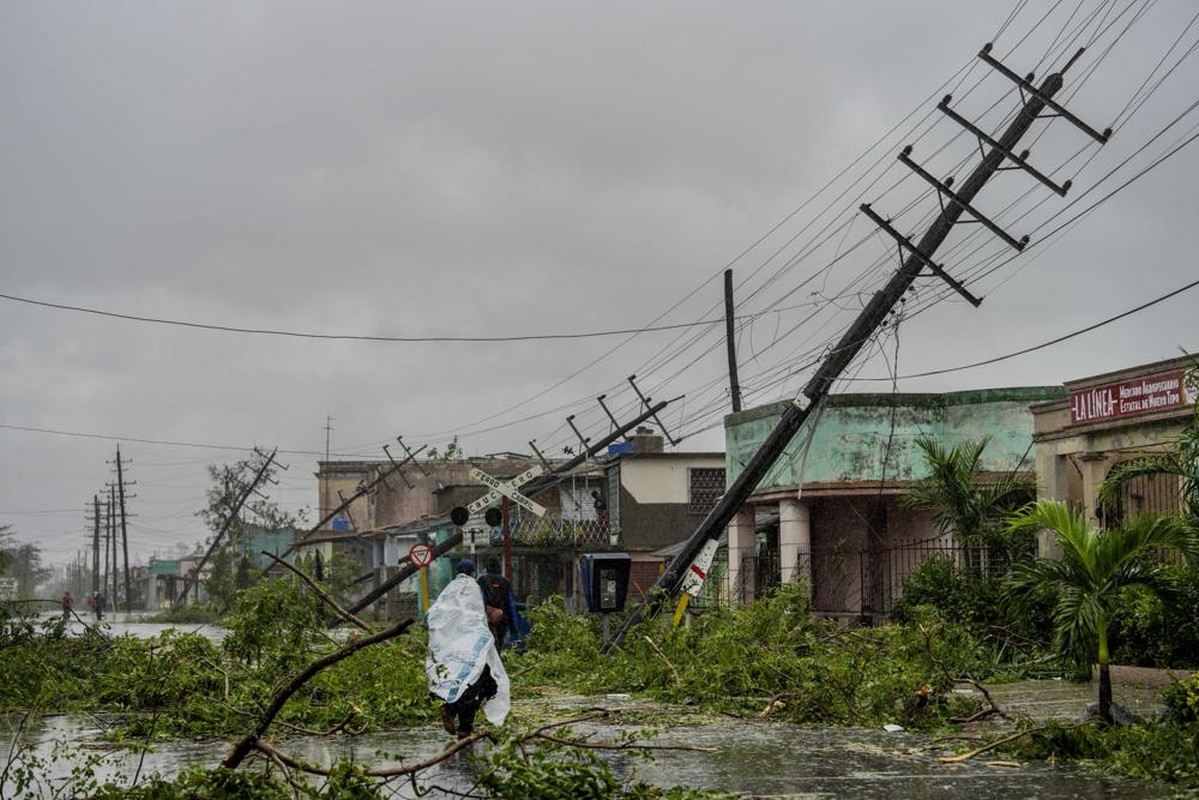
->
[407,543,434,569]
[1069,369,1193,425]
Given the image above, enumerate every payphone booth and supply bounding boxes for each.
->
[580,552,631,645]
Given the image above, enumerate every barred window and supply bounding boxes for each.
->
[1099,465,1182,529]
[689,468,725,513]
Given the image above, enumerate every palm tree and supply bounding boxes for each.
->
[903,435,1035,566]
[1004,500,1198,722]
[1098,401,1199,523]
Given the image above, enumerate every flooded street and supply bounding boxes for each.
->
[4,617,1183,798]
[5,685,1181,799]
[51,612,228,644]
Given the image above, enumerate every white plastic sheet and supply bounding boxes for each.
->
[424,574,511,725]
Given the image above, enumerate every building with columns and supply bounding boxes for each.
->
[1030,354,1198,554]
[722,388,1063,620]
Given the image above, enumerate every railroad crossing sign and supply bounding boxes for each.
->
[407,542,434,569]
[466,466,546,517]
[679,539,720,597]
[673,539,720,627]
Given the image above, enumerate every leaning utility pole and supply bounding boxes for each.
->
[115,446,133,612]
[608,44,1108,650]
[174,449,278,605]
[345,396,683,617]
[277,442,426,562]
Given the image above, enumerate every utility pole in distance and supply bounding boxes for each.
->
[115,446,133,611]
[608,45,1107,651]
[108,485,118,612]
[90,495,101,599]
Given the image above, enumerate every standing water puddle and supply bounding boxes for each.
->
[5,704,1177,799]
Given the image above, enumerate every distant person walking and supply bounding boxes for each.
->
[592,490,608,529]
[92,591,105,621]
[61,591,73,620]
[478,556,519,651]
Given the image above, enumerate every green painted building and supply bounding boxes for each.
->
[722,387,1064,618]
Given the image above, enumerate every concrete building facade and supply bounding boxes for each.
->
[722,388,1064,618]
[1031,354,1198,555]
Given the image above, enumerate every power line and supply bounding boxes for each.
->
[0,423,318,456]
[850,276,1199,382]
[0,291,743,344]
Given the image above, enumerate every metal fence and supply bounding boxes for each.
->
[734,537,984,619]
[503,510,617,549]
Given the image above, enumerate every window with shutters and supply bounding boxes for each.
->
[689,467,726,514]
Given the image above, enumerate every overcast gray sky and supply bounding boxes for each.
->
[3,1,1197,570]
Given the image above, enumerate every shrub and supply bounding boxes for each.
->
[1109,566,1199,668]
[890,554,998,629]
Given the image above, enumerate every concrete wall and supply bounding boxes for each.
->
[722,388,1061,612]
[619,455,725,504]
[316,456,550,532]
[610,453,725,551]
[725,388,1064,491]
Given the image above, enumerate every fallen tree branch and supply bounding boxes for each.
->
[253,731,486,777]
[272,706,363,737]
[534,732,717,753]
[244,710,688,782]
[643,635,681,685]
[918,623,1010,722]
[222,618,413,769]
[936,722,1091,764]
[263,550,374,633]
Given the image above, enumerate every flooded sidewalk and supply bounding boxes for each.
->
[968,671,1184,724]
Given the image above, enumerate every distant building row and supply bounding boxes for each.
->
[147,353,1196,619]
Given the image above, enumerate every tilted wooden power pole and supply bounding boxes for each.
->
[345,396,681,617]
[174,449,278,606]
[608,44,1109,650]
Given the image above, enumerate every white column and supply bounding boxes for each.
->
[144,574,159,611]
[779,498,811,594]
[724,508,755,605]
[1079,452,1109,530]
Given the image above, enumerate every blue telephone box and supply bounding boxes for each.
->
[580,552,631,613]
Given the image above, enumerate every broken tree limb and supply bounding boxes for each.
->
[936,722,1091,764]
[534,733,717,753]
[251,732,486,778]
[221,618,413,769]
[262,550,374,633]
[643,635,681,685]
[246,708,714,784]
[918,622,1009,722]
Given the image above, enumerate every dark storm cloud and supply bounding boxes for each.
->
[2,1,1196,565]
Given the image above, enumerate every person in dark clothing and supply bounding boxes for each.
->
[592,490,609,529]
[477,556,518,651]
[439,664,498,738]
[61,591,73,620]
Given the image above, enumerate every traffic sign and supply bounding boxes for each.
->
[467,466,546,517]
[408,542,434,569]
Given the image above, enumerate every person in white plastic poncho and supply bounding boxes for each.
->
[426,559,511,738]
